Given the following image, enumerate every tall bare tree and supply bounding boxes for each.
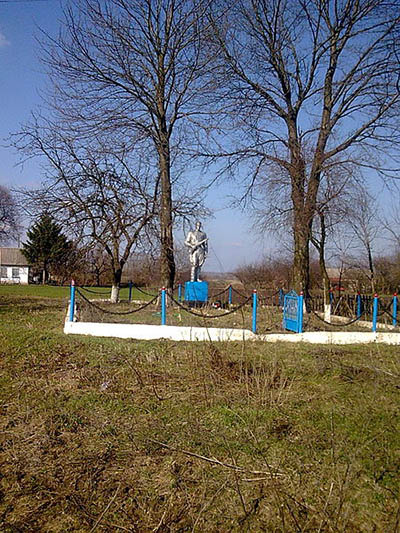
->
[35,0,214,290]
[208,0,400,296]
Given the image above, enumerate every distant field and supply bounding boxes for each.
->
[0,292,399,532]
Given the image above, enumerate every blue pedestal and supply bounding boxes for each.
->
[184,281,208,304]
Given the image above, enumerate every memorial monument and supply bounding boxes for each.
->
[184,221,209,304]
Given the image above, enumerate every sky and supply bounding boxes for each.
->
[0,0,270,272]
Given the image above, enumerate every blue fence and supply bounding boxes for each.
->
[69,283,399,334]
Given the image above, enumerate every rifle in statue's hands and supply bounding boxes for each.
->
[189,237,208,252]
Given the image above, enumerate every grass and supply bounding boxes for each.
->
[0,284,147,301]
[0,288,399,532]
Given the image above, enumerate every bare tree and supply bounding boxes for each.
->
[16,130,159,302]
[208,0,400,296]
[345,186,380,293]
[0,186,19,245]
[310,164,357,314]
[380,191,400,250]
[84,246,113,287]
[34,0,215,291]
[235,255,292,290]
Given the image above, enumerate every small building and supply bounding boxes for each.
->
[0,248,30,284]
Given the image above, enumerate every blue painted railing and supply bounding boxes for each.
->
[252,290,257,334]
[161,288,166,325]
[69,280,76,322]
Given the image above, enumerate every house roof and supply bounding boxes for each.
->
[0,248,30,267]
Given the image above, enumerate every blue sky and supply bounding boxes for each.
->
[0,0,268,271]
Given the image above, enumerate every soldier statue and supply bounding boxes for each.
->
[185,221,208,282]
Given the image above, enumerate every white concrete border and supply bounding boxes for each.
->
[64,320,257,341]
[64,319,400,344]
[258,331,400,345]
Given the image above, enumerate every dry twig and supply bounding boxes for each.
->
[148,439,284,477]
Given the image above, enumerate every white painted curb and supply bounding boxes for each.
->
[64,320,257,342]
[64,320,400,344]
[258,331,400,345]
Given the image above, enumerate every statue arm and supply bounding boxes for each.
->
[185,232,194,249]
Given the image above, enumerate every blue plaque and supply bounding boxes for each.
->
[184,281,208,303]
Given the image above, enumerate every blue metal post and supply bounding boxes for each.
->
[161,288,166,325]
[298,292,304,333]
[128,280,133,302]
[228,285,232,305]
[252,290,257,334]
[372,294,378,332]
[393,293,397,327]
[178,283,182,303]
[69,280,76,322]
[356,293,362,319]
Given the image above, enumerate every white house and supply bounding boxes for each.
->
[0,248,30,284]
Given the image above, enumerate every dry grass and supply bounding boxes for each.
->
[0,292,399,532]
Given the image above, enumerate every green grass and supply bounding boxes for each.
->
[0,284,147,301]
[0,283,71,298]
[0,289,399,532]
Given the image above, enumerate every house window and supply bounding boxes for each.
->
[0,267,7,278]
[12,267,20,279]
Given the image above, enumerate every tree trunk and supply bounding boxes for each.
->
[293,235,310,292]
[95,268,101,287]
[292,214,311,298]
[42,263,48,285]
[288,122,313,302]
[158,139,176,291]
[366,243,375,293]
[110,267,122,303]
[317,213,331,322]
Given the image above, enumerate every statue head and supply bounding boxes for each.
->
[195,221,202,231]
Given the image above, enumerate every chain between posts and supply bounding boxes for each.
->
[310,309,363,328]
[78,286,112,295]
[131,283,158,298]
[230,286,249,299]
[168,292,253,318]
[76,288,158,315]
[380,308,400,323]
[210,286,231,299]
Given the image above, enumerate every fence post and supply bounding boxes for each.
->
[128,280,133,303]
[69,279,76,322]
[161,288,166,325]
[298,292,304,333]
[393,292,398,327]
[178,283,182,303]
[356,292,362,319]
[228,284,232,305]
[372,294,378,332]
[252,289,257,334]
[279,288,284,307]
